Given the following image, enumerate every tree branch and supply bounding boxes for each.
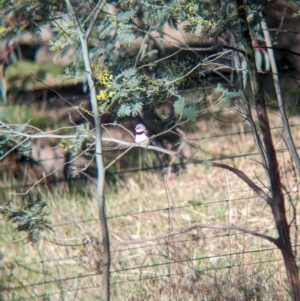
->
[188,158,272,204]
[115,223,278,247]
[260,16,300,175]
[65,0,83,34]
[86,0,105,38]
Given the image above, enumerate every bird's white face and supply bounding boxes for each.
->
[135,124,146,133]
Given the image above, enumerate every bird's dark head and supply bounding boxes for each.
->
[135,123,146,133]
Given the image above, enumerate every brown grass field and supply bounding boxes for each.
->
[1,101,300,300]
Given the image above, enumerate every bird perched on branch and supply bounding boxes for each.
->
[135,123,150,147]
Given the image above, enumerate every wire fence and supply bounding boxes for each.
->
[1,118,300,300]
[0,145,298,189]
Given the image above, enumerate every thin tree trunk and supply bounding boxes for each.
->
[81,39,110,301]
[234,1,300,299]
[65,1,110,300]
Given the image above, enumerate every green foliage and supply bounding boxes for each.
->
[0,0,251,123]
[60,123,92,155]
[174,96,198,122]
[140,44,158,61]
[0,0,272,154]
[2,0,233,129]
[215,84,244,107]
[0,199,52,244]
[0,122,31,157]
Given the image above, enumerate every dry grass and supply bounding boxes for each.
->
[1,105,300,300]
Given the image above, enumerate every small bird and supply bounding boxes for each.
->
[135,123,150,147]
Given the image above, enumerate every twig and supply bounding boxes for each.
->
[105,145,134,170]
[86,0,105,38]
[0,138,29,161]
[189,158,272,204]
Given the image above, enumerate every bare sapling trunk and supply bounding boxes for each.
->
[65,1,110,300]
[235,1,300,300]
